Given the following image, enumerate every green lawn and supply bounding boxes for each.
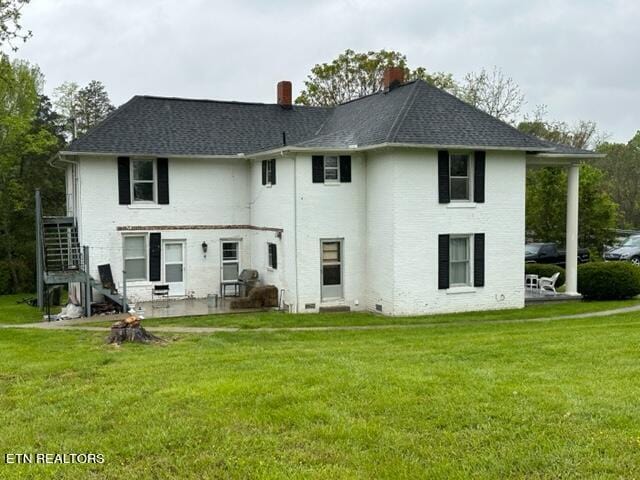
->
[83,298,640,329]
[1,303,640,478]
[0,293,46,324]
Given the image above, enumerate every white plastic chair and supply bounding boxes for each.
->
[539,272,560,294]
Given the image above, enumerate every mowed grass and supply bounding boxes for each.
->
[2,310,640,478]
[0,294,47,324]
[92,298,640,329]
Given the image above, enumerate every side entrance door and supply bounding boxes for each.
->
[321,239,343,301]
[164,241,185,296]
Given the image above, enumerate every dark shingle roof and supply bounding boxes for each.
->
[67,96,331,156]
[65,80,596,156]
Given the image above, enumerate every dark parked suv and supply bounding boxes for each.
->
[604,235,640,266]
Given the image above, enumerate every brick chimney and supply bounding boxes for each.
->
[383,67,405,90]
[277,81,292,109]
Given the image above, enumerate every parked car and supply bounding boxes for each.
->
[603,235,640,266]
[525,242,590,265]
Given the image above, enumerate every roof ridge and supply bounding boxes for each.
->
[386,81,420,143]
[139,94,331,110]
[335,79,419,107]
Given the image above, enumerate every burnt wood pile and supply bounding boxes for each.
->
[107,315,162,345]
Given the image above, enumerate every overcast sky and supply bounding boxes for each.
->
[14,0,639,142]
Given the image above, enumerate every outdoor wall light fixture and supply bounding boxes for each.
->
[201,241,208,257]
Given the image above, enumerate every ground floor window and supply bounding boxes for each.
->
[124,235,147,281]
[267,243,277,269]
[221,241,240,282]
[449,235,471,286]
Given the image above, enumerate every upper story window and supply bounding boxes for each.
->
[312,155,351,184]
[323,156,339,183]
[262,159,276,186]
[449,153,472,201]
[131,159,156,203]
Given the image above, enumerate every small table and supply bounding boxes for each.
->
[220,282,241,298]
[525,274,539,292]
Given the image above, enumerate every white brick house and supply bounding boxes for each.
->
[52,68,599,315]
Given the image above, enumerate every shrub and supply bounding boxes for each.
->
[578,262,640,300]
[525,264,566,288]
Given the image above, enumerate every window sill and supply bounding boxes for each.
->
[446,286,476,295]
[446,203,476,209]
[323,182,340,186]
[128,204,161,210]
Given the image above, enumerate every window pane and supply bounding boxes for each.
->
[124,236,145,258]
[133,160,154,180]
[223,263,239,281]
[450,261,468,285]
[322,242,340,262]
[324,156,338,168]
[222,243,238,260]
[450,155,469,176]
[324,169,338,180]
[133,182,154,202]
[450,237,469,261]
[125,258,146,280]
[165,264,183,282]
[450,178,469,200]
[323,265,341,285]
[165,244,182,263]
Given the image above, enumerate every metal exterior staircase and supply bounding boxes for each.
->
[89,278,125,310]
[42,216,83,274]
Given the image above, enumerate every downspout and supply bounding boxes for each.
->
[282,149,299,313]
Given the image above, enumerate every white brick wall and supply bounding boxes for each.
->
[73,148,526,314]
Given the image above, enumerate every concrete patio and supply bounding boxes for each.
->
[131,297,273,319]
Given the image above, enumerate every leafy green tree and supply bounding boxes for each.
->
[0,0,32,51]
[53,80,114,139]
[295,49,456,106]
[0,55,62,293]
[596,132,640,228]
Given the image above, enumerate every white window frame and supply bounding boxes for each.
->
[123,234,148,282]
[267,242,277,270]
[221,240,241,283]
[265,160,275,187]
[130,158,157,204]
[323,156,340,184]
[449,234,473,287]
[449,152,473,202]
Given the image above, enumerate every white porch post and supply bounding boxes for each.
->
[565,163,580,295]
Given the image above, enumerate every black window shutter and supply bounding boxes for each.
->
[261,160,267,185]
[438,150,450,203]
[271,244,277,269]
[312,155,324,183]
[474,233,485,287]
[339,155,351,183]
[474,151,486,203]
[157,158,169,204]
[438,234,450,289]
[117,156,131,205]
[270,159,276,185]
[149,233,161,282]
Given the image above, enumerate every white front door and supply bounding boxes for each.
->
[164,241,185,296]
